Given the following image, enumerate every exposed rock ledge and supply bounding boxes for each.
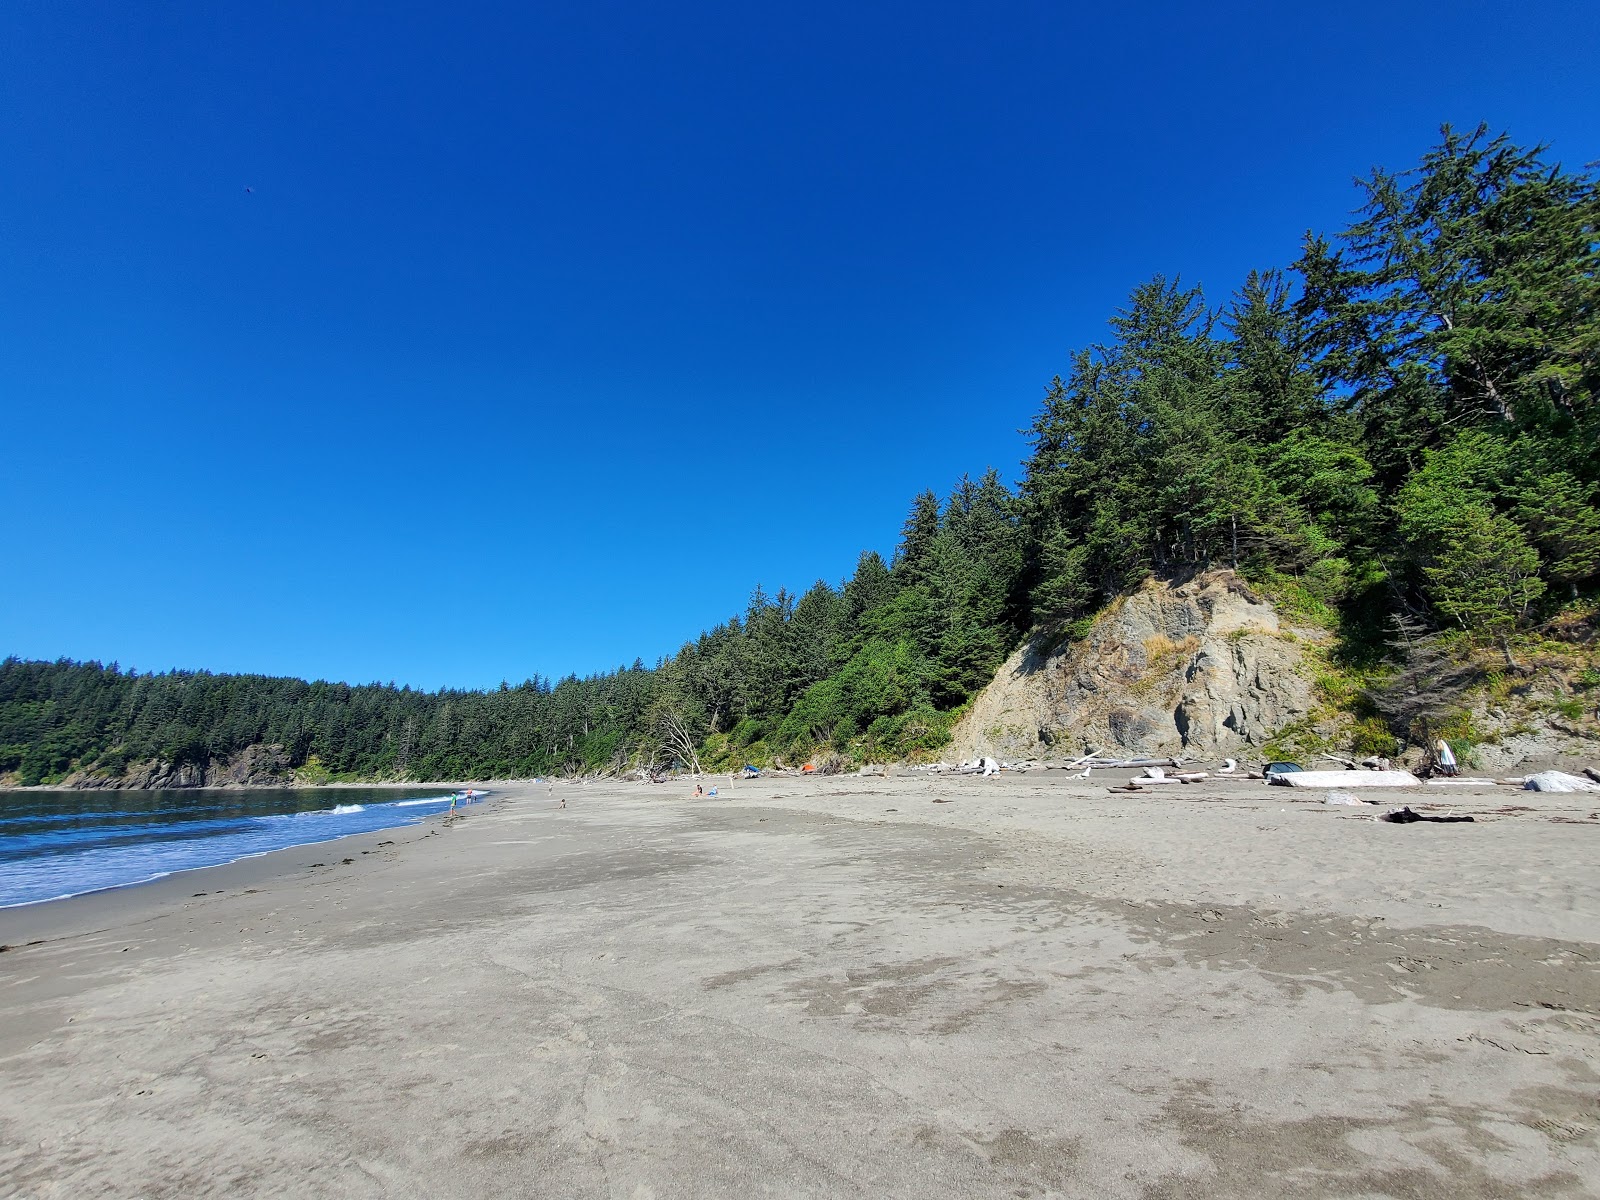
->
[948,570,1322,761]
[61,743,293,790]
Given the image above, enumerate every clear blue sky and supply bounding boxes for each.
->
[3,0,1596,690]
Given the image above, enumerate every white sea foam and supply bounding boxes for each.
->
[395,796,453,807]
[330,804,365,814]
[1,870,174,909]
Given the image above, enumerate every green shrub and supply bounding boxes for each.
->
[294,755,332,785]
[1246,570,1342,632]
[1550,697,1585,721]
[1262,718,1331,761]
[1348,717,1398,757]
[1313,668,1360,710]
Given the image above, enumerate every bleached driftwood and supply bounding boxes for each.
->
[1137,766,1179,784]
[1276,770,1421,789]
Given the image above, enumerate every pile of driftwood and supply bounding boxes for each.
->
[1044,749,1249,780]
[918,758,1005,775]
[914,750,1250,779]
[1104,765,1218,792]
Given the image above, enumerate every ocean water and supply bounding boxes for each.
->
[0,787,474,909]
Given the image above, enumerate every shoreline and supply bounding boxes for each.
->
[0,800,472,917]
[0,790,514,944]
[0,786,498,920]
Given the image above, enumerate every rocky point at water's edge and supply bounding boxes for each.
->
[52,742,295,790]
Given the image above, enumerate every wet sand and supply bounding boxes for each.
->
[2,774,1597,1198]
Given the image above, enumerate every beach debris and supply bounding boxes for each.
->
[1424,777,1498,786]
[1523,771,1600,793]
[1132,766,1179,785]
[1263,761,1305,782]
[1381,806,1475,824]
[1275,769,1421,789]
[1049,752,1187,771]
[1324,791,1367,805]
[1585,768,1600,786]
[946,756,1003,775]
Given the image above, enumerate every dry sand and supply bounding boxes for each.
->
[1,773,1597,1198]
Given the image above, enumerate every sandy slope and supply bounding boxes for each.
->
[1,774,1597,1198]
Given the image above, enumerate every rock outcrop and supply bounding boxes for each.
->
[62,743,293,790]
[208,743,294,786]
[949,571,1322,761]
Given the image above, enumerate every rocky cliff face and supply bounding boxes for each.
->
[949,571,1322,761]
[62,743,293,790]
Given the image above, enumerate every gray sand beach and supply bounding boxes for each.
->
[2,774,1598,1198]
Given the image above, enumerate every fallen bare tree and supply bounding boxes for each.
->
[1365,613,1480,765]
[657,709,704,777]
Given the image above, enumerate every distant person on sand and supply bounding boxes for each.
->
[1436,739,1458,777]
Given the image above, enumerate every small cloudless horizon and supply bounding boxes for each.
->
[3,0,1597,691]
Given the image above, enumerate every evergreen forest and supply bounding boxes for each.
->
[4,125,1598,786]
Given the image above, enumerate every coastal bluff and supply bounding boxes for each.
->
[949,570,1320,762]
[59,742,293,790]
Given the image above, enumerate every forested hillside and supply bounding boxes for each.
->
[4,124,1597,786]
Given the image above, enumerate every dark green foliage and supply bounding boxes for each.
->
[1296,123,1600,482]
[1020,126,1597,667]
[1515,473,1600,598]
[1021,277,1262,621]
